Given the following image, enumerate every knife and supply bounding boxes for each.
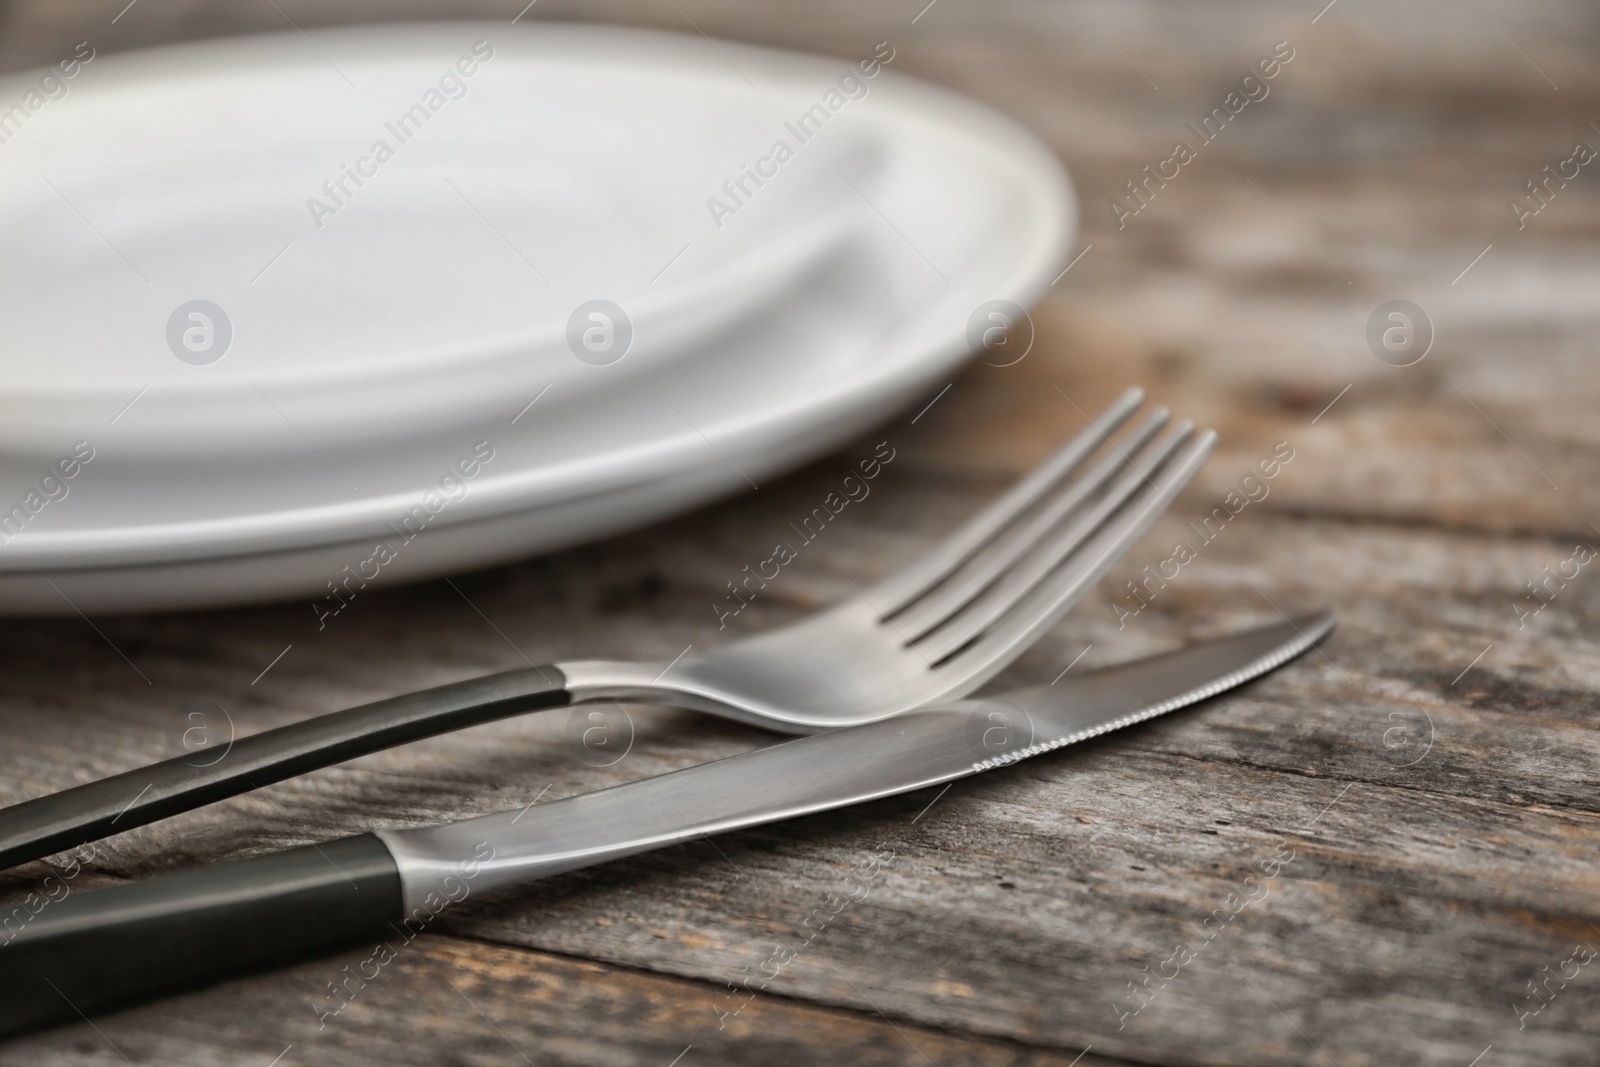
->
[0,611,1331,1040]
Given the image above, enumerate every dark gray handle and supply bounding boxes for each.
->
[0,833,402,1039]
[0,666,569,872]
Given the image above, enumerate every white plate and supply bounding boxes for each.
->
[0,22,1073,613]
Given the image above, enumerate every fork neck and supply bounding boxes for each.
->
[556,659,837,734]
[559,659,772,725]
[557,658,679,703]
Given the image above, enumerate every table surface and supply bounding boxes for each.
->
[2,1,1598,1065]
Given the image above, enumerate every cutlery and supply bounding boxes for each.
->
[0,611,1332,1039]
[0,387,1216,873]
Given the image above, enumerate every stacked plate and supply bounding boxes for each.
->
[0,22,1074,614]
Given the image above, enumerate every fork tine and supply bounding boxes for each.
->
[889,406,1171,641]
[934,430,1218,687]
[868,386,1146,615]
[910,423,1196,663]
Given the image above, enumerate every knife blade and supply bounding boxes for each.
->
[0,611,1332,1040]
[381,611,1334,905]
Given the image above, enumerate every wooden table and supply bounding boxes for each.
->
[3,1,1597,1064]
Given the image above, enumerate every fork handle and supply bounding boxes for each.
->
[0,667,569,873]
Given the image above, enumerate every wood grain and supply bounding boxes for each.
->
[2,0,1598,1064]
[0,935,1114,1067]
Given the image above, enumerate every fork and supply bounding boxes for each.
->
[0,387,1215,871]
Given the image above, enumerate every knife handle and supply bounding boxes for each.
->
[0,833,402,1040]
[0,667,569,873]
